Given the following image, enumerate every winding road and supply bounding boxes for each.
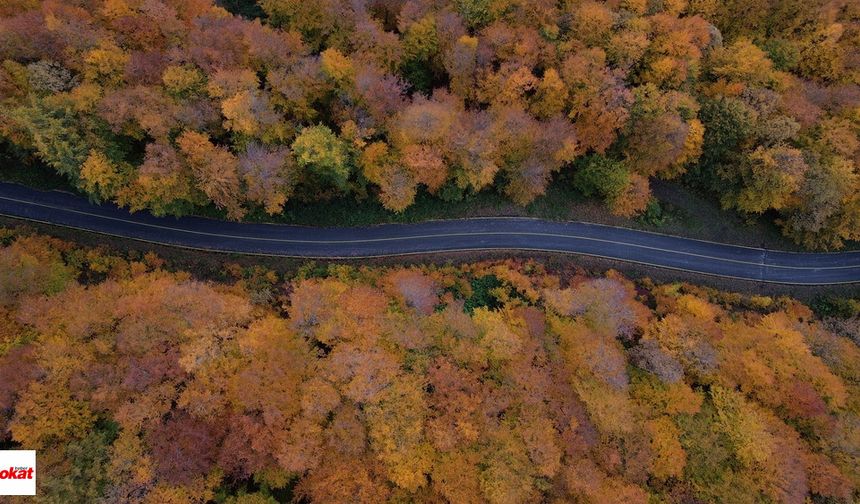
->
[1,182,859,285]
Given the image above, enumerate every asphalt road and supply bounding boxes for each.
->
[1,182,859,285]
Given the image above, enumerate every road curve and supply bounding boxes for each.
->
[1,182,859,285]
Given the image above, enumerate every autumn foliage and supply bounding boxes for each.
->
[0,0,858,248]
[0,230,857,502]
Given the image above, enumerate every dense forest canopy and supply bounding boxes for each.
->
[0,0,859,248]
[0,229,858,502]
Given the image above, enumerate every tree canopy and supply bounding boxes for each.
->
[0,228,857,502]
[0,0,858,248]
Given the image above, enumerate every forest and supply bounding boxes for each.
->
[0,228,858,502]
[0,0,858,249]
